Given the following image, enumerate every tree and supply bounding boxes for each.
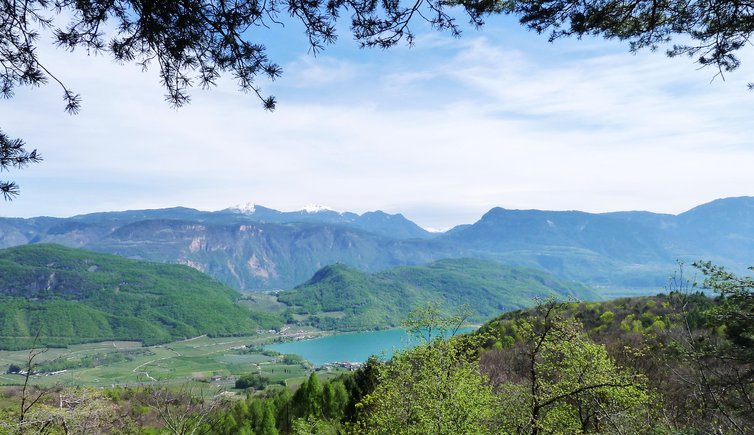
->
[0,130,41,200]
[15,388,119,434]
[357,304,497,434]
[140,384,225,435]
[357,336,497,434]
[259,401,279,435]
[3,0,750,198]
[479,300,654,434]
[322,380,348,421]
[235,373,271,390]
[664,261,754,433]
[696,261,754,350]
[499,0,754,82]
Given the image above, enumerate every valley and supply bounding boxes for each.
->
[0,333,326,390]
[1,199,753,433]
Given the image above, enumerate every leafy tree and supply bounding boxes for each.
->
[342,355,381,420]
[663,261,754,433]
[290,415,339,435]
[480,300,654,434]
[274,387,294,434]
[357,304,496,434]
[357,336,497,434]
[236,373,271,390]
[697,261,754,350]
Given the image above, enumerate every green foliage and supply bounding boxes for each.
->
[0,244,282,349]
[293,373,324,418]
[505,0,754,79]
[260,401,280,435]
[210,373,351,435]
[475,278,754,434]
[358,337,497,434]
[236,373,273,390]
[0,130,41,200]
[322,381,349,421]
[479,301,655,434]
[479,292,713,346]
[341,356,381,421]
[661,261,754,433]
[278,258,597,330]
[34,348,154,373]
[697,261,754,348]
[352,305,497,434]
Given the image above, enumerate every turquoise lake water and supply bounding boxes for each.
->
[266,328,475,366]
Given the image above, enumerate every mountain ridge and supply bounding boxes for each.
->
[0,244,281,350]
[1,197,753,292]
[276,257,598,330]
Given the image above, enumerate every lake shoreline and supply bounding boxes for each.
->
[265,326,478,366]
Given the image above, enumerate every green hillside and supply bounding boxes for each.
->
[0,244,281,349]
[277,258,597,330]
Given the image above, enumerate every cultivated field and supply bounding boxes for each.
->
[0,330,339,391]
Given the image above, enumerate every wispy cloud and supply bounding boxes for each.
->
[1,26,752,228]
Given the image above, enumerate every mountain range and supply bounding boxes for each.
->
[1,197,753,291]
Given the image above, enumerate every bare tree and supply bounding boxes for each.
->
[140,383,227,435]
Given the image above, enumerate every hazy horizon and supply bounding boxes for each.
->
[1,195,745,232]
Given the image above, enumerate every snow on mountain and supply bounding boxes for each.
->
[423,226,450,234]
[230,202,257,214]
[301,204,337,214]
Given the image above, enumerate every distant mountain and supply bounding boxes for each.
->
[0,244,280,350]
[0,204,433,248]
[81,219,459,290]
[673,197,754,265]
[437,197,754,288]
[276,258,598,330]
[443,207,669,262]
[222,204,433,239]
[1,197,753,292]
[439,207,674,288]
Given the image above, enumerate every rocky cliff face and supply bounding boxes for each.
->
[3,197,754,291]
[0,207,448,290]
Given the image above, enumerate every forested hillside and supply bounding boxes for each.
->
[3,262,754,434]
[206,264,754,434]
[0,244,281,349]
[277,258,596,329]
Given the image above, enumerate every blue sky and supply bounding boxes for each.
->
[1,13,752,230]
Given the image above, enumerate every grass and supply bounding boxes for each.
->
[239,292,288,313]
[0,333,318,389]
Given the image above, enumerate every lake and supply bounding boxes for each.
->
[266,328,475,366]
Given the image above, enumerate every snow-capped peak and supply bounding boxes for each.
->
[301,204,336,214]
[423,226,450,234]
[231,202,257,214]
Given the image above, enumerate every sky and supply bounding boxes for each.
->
[1,12,753,230]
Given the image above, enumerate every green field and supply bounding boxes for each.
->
[0,333,339,391]
[239,292,289,313]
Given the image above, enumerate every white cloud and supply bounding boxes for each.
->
[1,26,753,229]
